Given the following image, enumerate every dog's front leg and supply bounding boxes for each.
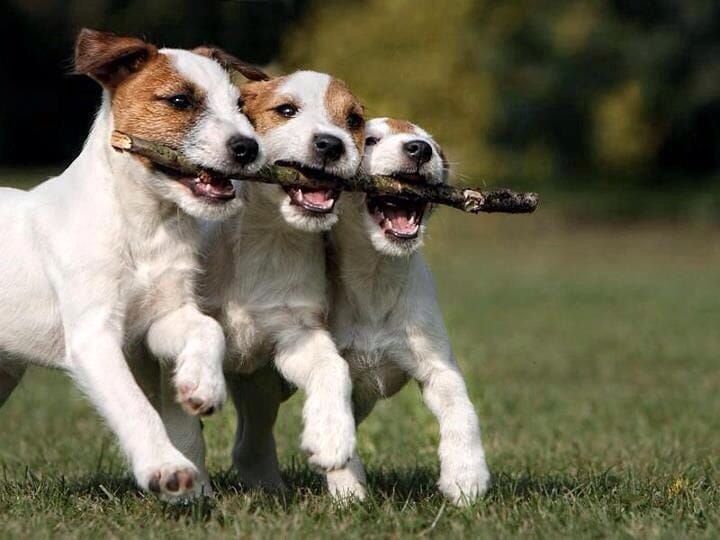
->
[67,315,200,500]
[158,365,213,495]
[273,326,355,470]
[146,304,227,416]
[410,341,491,505]
[324,394,377,500]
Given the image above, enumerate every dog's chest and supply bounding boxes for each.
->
[123,223,196,337]
[220,303,272,373]
[342,342,410,401]
[335,316,411,400]
[218,224,328,373]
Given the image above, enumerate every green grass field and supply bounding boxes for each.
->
[0,172,718,538]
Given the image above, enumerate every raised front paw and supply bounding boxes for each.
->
[438,458,491,506]
[301,399,356,470]
[174,354,226,416]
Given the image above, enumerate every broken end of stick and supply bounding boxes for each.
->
[110,131,132,151]
[461,189,486,213]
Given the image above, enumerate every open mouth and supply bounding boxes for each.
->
[276,161,341,214]
[367,195,426,239]
[156,164,236,203]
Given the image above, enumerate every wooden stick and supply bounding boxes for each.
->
[110,131,539,214]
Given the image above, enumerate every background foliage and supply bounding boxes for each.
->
[2,0,720,201]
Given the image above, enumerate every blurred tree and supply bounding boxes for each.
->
[2,0,720,189]
[281,0,498,183]
[284,0,720,186]
[0,0,308,166]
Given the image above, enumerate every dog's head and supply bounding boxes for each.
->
[74,28,266,221]
[240,71,365,232]
[360,118,448,257]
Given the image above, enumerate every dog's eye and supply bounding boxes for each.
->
[347,112,364,130]
[165,94,193,110]
[365,136,380,147]
[237,97,245,111]
[275,103,298,118]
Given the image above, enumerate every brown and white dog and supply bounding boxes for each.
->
[323,118,491,504]
[0,29,264,500]
[166,71,365,489]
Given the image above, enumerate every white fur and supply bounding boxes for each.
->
[144,49,260,222]
[324,119,490,505]
[0,48,263,500]
[161,71,360,488]
[259,71,360,233]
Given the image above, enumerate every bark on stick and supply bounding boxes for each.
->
[110,131,539,214]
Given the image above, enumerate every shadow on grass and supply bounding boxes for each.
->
[1,462,624,513]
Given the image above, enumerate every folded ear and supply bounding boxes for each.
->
[74,28,157,88]
[193,46,270,82]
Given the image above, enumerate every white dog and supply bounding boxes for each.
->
[0,29,264,500]
[191,71,365,488]
[323,117,491,504]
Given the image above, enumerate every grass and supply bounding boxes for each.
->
[1,170,719,538]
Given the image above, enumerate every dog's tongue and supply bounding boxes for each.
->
[302,188,332,204]
[385,206,416,234]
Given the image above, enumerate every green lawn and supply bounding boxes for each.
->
[1,172,718,538]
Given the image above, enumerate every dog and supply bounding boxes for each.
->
[0,29,264,500]
[322,117,491,504]
[168,70,366,489]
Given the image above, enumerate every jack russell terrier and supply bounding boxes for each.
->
[228,117,491,504]
[0,29,264,500]
[164,70,365,489]
[324,117,491,505]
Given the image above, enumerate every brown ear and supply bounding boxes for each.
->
[193,46,270,82]
[74,28,156,88]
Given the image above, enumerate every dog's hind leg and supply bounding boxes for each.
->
[228,364,285,491]
[0,359,26,409]
[157,366,213,495]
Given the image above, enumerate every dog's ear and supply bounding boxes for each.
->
[193,46,269,82]
[74,28,157,88]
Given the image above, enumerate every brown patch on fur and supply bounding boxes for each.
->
[112,53,205,150]
[239,77,290,134]
[74,28,157,88]
[384,118,417,135]
[192,46,269,82]
[325,78,365,152]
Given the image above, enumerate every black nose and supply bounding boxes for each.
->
[403,140,433,165]
[228,135,259,165]
[313,134,345,162]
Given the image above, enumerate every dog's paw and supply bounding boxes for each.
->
[235,463,286,492]
[301,399,356,470]
[437,459,491,506]
[174,355,226,416]
[326,468,367,502]
[136,459,203,501]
